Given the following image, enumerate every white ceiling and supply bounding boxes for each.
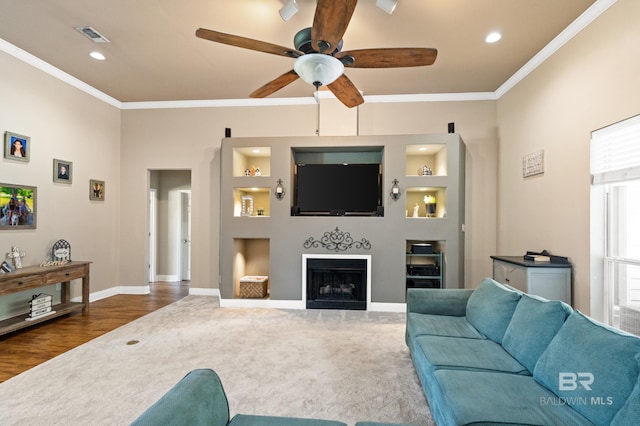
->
[0,0,599,104]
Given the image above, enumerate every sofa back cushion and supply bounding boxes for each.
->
[533,312,640,426]
[611,353,640,426]
[465,278,521,343]
[131,369,230,426]
[502,294,572,372]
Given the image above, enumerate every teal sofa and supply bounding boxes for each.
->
[131,368,412,426]
[406,278,640,426]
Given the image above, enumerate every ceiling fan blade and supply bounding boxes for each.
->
[327,74,364,108]
[249,70,300,98]
[336,48,438,68]
[312,0,358,53]
[196,28,302,58]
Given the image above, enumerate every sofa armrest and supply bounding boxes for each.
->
[406,288,474,316]
[131,369,230,426]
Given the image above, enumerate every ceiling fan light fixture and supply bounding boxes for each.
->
[294,54,344,88]
[376,0,398,14]
[279,0,299,22]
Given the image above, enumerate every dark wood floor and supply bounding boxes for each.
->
[0,281,189,384]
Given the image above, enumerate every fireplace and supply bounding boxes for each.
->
[303,255,370,310]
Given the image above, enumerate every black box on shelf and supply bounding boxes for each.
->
[411,243,433,254]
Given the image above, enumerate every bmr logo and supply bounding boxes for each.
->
[559,372,594,391]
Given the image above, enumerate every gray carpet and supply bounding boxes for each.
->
[0,296,434,425]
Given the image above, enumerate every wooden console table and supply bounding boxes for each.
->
[0,261,91,336]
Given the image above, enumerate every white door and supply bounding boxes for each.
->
[180,191,191,281]
[148,189,157,283]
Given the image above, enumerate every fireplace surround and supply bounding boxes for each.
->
[302,254,371,310]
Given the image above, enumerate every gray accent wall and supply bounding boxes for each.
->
[220,134,465,305]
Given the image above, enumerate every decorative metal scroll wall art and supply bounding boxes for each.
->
[303,227,371,252]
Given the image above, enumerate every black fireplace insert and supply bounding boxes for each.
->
[306,258,367,310]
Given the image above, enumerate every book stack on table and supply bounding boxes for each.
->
[26,293,55,321]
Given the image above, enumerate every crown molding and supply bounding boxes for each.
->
[0,0,616,110]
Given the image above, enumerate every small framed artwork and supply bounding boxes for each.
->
[0,183,37,229]
[90,179,105,201]
[53,159,73,184]
[4,131,31,162]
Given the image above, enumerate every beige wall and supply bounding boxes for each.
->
[0,50,121,317]
[120,100,497,294]
[496,0,640,316]
[4,0,635,316]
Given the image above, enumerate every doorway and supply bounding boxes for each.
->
[148,170,192,283]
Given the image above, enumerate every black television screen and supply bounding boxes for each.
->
[294,163,382,216]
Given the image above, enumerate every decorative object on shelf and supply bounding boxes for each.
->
[412,203,419,218]
[275,179,285,199]
[51,239,71,262]
[254,167,261,176]
[4,131,30,162]
[89,179,105,201]
[6,245,26,269]
[244,168,251,176]
[0,183,37,229]
[424,195,436,217]
[420,165,433,176]
[256,208,264,216]
[1,260,14,273]
[303,227,371,252]
[390,179,401,200]
[53,159,73,184]
[241,195,254,216]
[27,293,54,320]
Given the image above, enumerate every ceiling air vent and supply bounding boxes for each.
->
[74,26,110,43]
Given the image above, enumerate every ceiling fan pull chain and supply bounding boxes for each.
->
[315,86,320,136]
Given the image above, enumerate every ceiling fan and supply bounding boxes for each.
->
[196,0,437,108]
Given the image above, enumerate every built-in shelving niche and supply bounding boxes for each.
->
[233,238,270,299]
[233,147,271,177]
[405,187,447,218]
[405,144,447,176]
[233,188,270,217]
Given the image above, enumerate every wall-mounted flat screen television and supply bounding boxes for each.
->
[293,163,383,216]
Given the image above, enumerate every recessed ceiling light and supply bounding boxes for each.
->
[485,32,502,43]
[90,51,106,61]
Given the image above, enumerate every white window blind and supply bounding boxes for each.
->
[591,114,640,185]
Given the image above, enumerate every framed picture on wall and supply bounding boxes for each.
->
[53,159,73,184]
[0,183,37,229]
[89,179,105,201]
[4,131,31,162]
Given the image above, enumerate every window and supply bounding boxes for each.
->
[591,115,640,335]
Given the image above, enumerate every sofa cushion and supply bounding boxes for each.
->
[414,335,529,375]
[428,370,593,426]
[465,278,521,344]
[406,312,485,343]
[611,353,640,426]
[533,311,640,426]
[230,414,347,425]
[502,294,572,372]
[131,369,230,426]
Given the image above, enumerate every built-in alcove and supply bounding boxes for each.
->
[405,144,447,176]
[233,188,270,217]
[406,240,446,290]
[233,238,270,299]
[232,147,271,177]
[405,187,447,218]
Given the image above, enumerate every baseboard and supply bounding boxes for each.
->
[71,285,150,303]
[155,274,178,282]
[220,298,305,310]
[189,287,220,297]
[369,302,407,313]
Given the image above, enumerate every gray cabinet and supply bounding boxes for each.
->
[491,256,572,304]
